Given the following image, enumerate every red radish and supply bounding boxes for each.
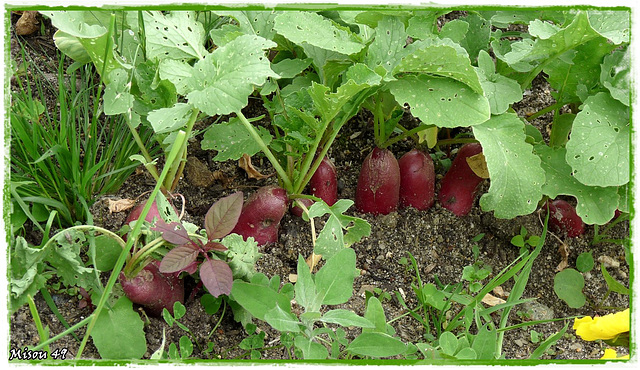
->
[119,259,184,317]
[309,156,338,206]
[356,147,400,215]
[126,199,179,226]
[231,185,289,246]
[291,198,314,218]
[545,199,585,238]
[438,143,484,216]
[399,149,435,211]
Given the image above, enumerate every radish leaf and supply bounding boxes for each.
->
[202,116,273,161]
[472,113,545,219]
[142,11,206,61]
[91,296,147,359]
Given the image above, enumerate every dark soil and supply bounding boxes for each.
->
[7,10,631,362]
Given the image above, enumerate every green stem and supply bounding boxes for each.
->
[28,295,50,353]
[167,108,200,192]
[381,124,433,149]
[526,100,568,122]
[75,131,187,359]
[236,110,293,192]
[124,237,166,277]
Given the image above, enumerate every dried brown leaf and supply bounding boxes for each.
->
[481,293,506,307]
[15,11,39,36]
[108,198,136,213]
[466,152,490,179]
[556,242,570,272]
[238,153,272,180]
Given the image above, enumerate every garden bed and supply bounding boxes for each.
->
[8,8,631,362]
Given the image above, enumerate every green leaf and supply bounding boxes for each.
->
[588,10,630,44]
[52,30,91,65]
[314,248,358,306]
[393,38,483,93]
[273,12,365,55]
[142,11,206,61]
[103,69,134,115]
[530,322,569,359]
[458,13,491,64]
[201,116,273,161]
[93,235,122,272]
[476,50,522,115]
[364,15,407,74]
[363,296,388,334]
[499,12,601,73]
[601,264,629,295]
[147,103,194,134]
[307,199,371,259]
[388,74,490,128]
[472,324,497,360]
[534,145,618,225]
[91,297,147,359]
[272,58,313,79]
[230,277,292,321]
[321,309,375,328]
[347,332,407,358]
[565,92,629,187]
[600,47,630,106]
[185,35,278,116]
[545,38,615,104]
[294,335,329,359]
[158,59,194,96]
[576,252,594,273]
[472,113,545,219]
[439,332,458,356]
[213,10,280,41]
[439,19,468,43]
[264,305,302,333]
[294,254,318,312]
[553,268,586,308]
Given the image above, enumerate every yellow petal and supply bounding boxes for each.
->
[573,309,630,341]
[601,348,629,360]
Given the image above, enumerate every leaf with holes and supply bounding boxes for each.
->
[476,50,522,115]
[472,113,545,219]
[199,259,233,297]
[205,192,244,240]
[388,74,490,128]
[142,11,207,61]
[565,92,629,187]
[273,11,365,56]
[600,47,630,106]
[147,103,194,134]
[534,145,619,225]
[103,69,134,115]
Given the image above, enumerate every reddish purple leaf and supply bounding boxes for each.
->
[203,241,228,252]
[199,259,233,297]
[205,192,243,240]
[152,219,191,246]
[160,244,199,273]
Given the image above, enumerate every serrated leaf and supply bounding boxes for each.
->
[142,11,206,61]
[274,12,365,55]
[307,199,371,259]
[388,75,490,128]
[185,35,278,116]
[500,12,601,73]
[306,79,375,126]
[205,192,243,240]
[600,47,630,106]
[200,259,233,297]
[147,103,193,134]
[347,332,407,358]
[472,114,545,219]
[393,38,483,93]
[545,38,615,104]
[314,248,357,305]
[91,297,147,359]
[565,92,629,187]
[221,234,261,282]
[534,145,618,225]
[201,116,273,161]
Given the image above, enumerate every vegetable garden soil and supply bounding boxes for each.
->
[8,12,631,362]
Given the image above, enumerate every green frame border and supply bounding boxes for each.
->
[2,1,635,366]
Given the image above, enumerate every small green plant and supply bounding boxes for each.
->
[230,248,408,359]
[553,261,629,310]
[510,226,541,254]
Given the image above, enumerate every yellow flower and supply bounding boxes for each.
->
[600,348,629,360]
[573,309,630,341]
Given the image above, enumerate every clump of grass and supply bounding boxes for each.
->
[10,41,158,233]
